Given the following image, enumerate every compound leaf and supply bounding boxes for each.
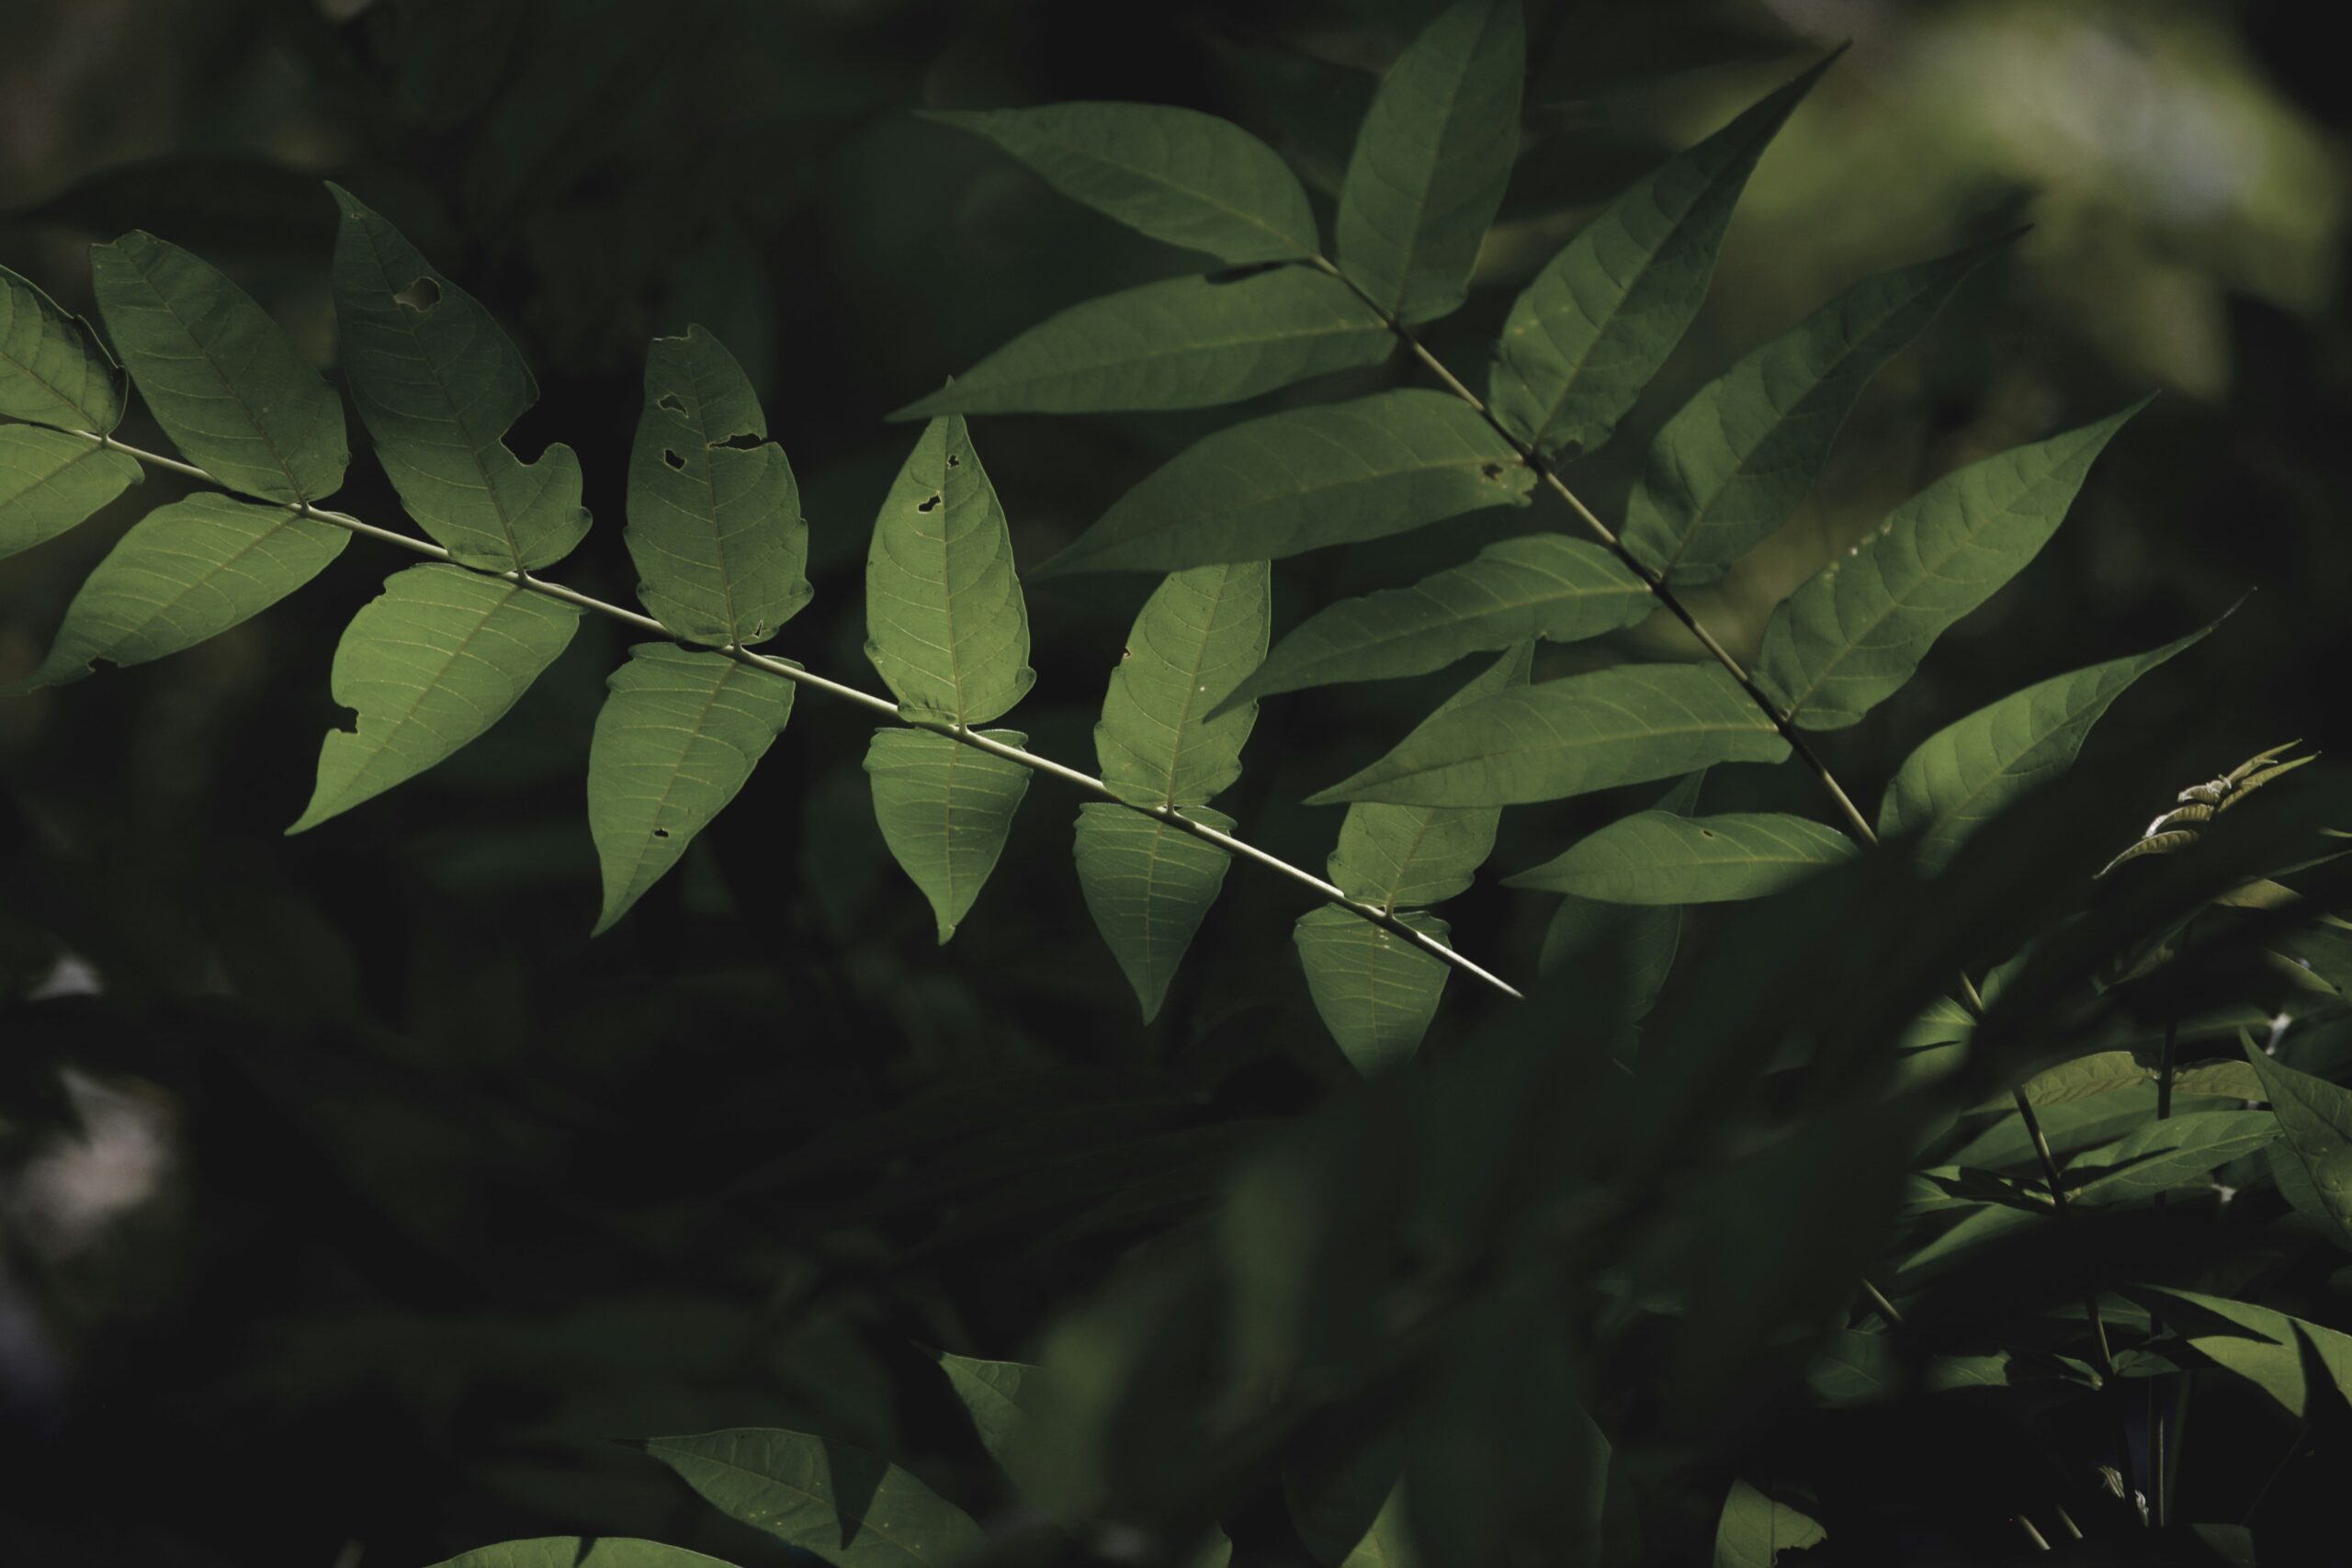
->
[289,562,580,833]
[1757,402,2143,730]
[645,1427,985,1568]
[924,103,1318,265]
[327,183,588,571]
[1,261,125,433]
[865,728,1033,943]
[888,267,1390,419]
[865,415,1034,725]
[1295,906,1453,1073]
[0,424,141,560]
[1506,810,1855,903]
[1074,803,1237,1022]
[1334,0,1524,323]
[587,644,797,935]
[90,231,347,502]
[2244,1041,2352,1252]
[1096,560,1270,807]
[1042,389,1531,576]
[627,325,810,648]
[15,493,346,690]
[1488,58,1830,461]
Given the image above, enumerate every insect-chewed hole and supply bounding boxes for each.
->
[708,431,763,451]
[1698,829,1716,839]
[657,394,689,416]
[392,276,442,312]
[945,453,961,468]
[652,826,672,839]
[662,448,686,470]
[1480,462,1505,479]
[917,493,942,513]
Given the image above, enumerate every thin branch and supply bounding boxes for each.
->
[74,430,1522,1002]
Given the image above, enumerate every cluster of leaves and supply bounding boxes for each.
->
[10,0,2352,1563]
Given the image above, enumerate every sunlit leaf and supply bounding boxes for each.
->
[645,1427,985,1568]
[1095,561,1270,807]
[1295,906,1452,1072]
[888,267,1390,419]
[428,1540,739,1568]
[289,563,580,833]
[865,728,1032,942]
[1309,661,1786,807]
[1622,237,2006,583]
[1488,59,1830,460]
[1074,803,1235,1022]
[2132,1287,2352,1420]
[1221,534,1650,709]
[1986,1049,2263,1111]
[626,325,810,648]
[1041,390,1531,576]
[328,184,588,570]
[1507,810,1854,903]
[865,415,1034,725]
[14,494,347,690]
[1757,403,2143,729]
[934,1352,1035,1473]
[924,103,1318,265]
[1713,1480,1826,1568]
[2066,1111,2278,1205]
[0,261,125,433]
[2244,1038,2352,1251]
[90,231,347,502]
[0,424,141,560]
[587,644,796,935]
[1334,0,1524,323]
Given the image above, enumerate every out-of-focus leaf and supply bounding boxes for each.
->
[2244,1039,2352,1251]
[0,262,124,432]
[1295,907,1452,1072]
[1506,810,1854,903]
[427,1540,739,1568]
[644,1427,984,1567]
[0,425,141,560]
[865,729,1032,942]
[1074,804,1237,1023]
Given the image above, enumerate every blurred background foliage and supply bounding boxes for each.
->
[2,0,2348,1562]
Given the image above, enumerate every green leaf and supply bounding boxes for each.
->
[1505,810,1856,903]
[429,1541,738,1568]
[15,494,347,690]
[1096,561,1270,807]
[933,1352,1035,1473]
[644,1427,985,1568]
[587,644,797,936]
[2066,1111,2279,1205]
[1757,403,2142,729]
[1622,238,2006,583]
[1041,390,1532,576]
[1488,59,1831,460]
[89,231,347,502]
[1878,623,2212,871]
[0,425,141,560]
[1308,662,1787,807]
[1536,771,1692,1014]
[626,325,810,647]
[288,563,581,833]
[1988,1049,2263,1110]
[1295,906,1452,1073]
[1713,1480,1825,1568]
[1074,802,1236,1022]
[865,415,1034,725]
[1334,0,1524,323]
[2132,1286,2352,1420]
[923,103,1318,265]
[1,262,124,433]
[1222,534,1651,710]
[1291,1473,1420,1568]
[888,267,1390,419]
[2245,1040,2352,1251]
[1329,644,1528,909]
[865,729,1033,942]
[327,184,588,571]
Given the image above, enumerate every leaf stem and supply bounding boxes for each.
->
[74,430,1521,1001]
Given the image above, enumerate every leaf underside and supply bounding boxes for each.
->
[1507,810,1856,904]
[1295,905,1453,1073]
[1075,803,1237,1022]
[1,261,125,433]
[0,424,141,561]
[865,728,1034,942]
[1095,560,1271,807]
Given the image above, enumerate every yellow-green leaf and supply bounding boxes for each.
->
[1,261,124,433]
[1095,561,1270,807]
[865,728,1033,942]
[1074,802,1236,1022]
[1295,906,1453,1073]
[0,425,141,561]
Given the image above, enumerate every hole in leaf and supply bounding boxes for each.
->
[945,453,961,468]
[392,276,442,312]
[652,827,671,839]
[662,448,686,470]
[917,493,941,513]
[657,394,689,416]
[1698,829,1716,839]
[1480,462,1505,479]
[708,431,763,451]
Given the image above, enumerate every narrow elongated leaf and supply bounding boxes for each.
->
[1488,59,1830,460]
[289,563,581,833]
[865,415,1034,724]
[1758,403,2142,729]
[1507,810,1855,903]
[924,103,1318,265]
[1223,534,1651,709]
[1988,1049,2262,1110]
[1074,802,1236,1022]
[2132,1286,2352,1419]
[2245,1041,2352,1251]
[1309,662,1787,807]
[645,1427,985,1568]
[89,231,346,502]
[1329,644,1528,908]
[430,1541,737,1568]
[1042,390,1532,576]
[1295,906,1452,1072]
[627,325,809,647]
[865,728,1033,942]
[1334,0,1524,323]
[0,425,141,560]
[1878,624,2211,871]
[889,267,1390,419]
[327,184,588,570]
[587,644,796,935]
[1,262,124,432]
[1096,561,1270,807]
[934,1352,1035,1472]
[1622,238,2005,582]
[1713,1480,1825,1568]
[16,494,347,689]
[2067,1111,2278,1205]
